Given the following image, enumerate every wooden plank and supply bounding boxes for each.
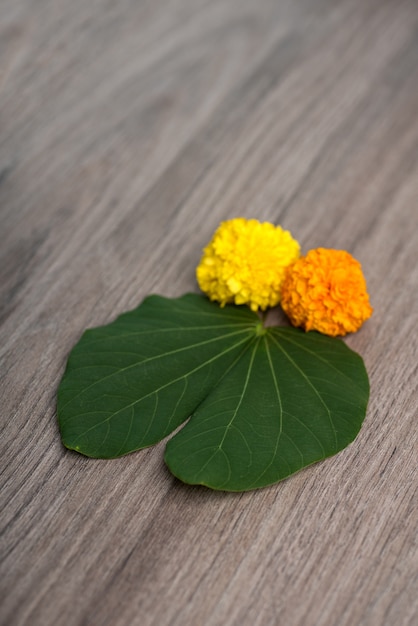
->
[1,0,417,624]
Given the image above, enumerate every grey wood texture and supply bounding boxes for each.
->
[1,0,417,624]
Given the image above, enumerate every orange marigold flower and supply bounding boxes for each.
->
[281,248,373,336]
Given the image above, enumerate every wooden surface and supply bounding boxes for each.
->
[1,0,417,624]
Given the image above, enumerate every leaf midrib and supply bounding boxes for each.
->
[269,333,338,452]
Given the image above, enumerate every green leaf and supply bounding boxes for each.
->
[58,294,257,458]
[165,327,369,490]
[58,294,369,491]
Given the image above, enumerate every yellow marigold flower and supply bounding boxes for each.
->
[196,218,300,311]
[281,248,373,336]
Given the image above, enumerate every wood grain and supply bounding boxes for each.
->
[1,0,417,624]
